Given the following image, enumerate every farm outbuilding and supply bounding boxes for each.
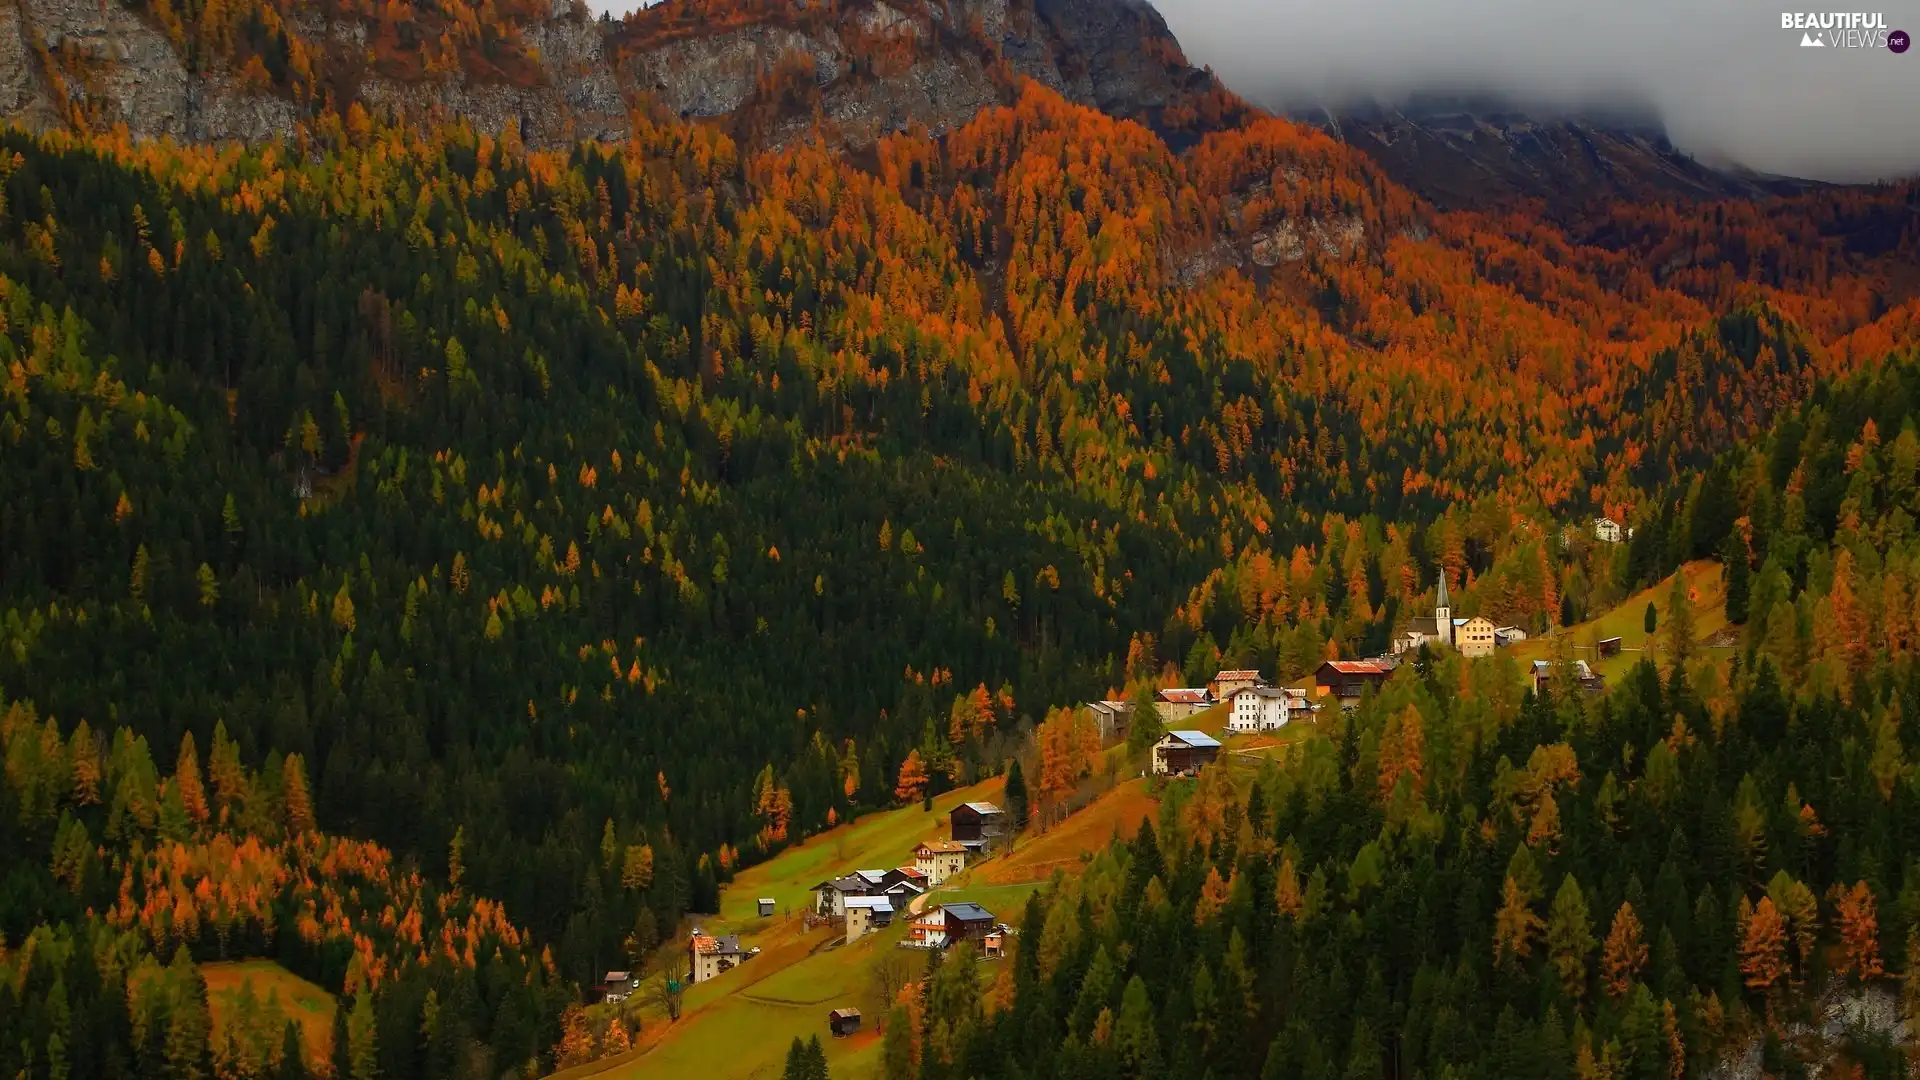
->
[827,1008,862,1037]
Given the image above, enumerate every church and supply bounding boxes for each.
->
[1393,576,1497,658]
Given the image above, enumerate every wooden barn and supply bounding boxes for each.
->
[827,1007,862,1037]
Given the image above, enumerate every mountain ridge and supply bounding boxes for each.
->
[0,0,1241,150]
[1282,92,1831,215]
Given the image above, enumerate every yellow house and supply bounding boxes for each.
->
[914,840,968,886]
[1457,617,1497,658]
[844,896,894,942]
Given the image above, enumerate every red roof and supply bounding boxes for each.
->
[1323,660,1393,675]
[1213,669,1263,681]
[1156,688,1212,704]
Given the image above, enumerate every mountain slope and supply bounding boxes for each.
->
[1287,94,1826,216]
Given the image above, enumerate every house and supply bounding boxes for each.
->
[827,1008,863,1038]
[1593,517,1623,543]
[811,869,911,916]
[1313,659,1396,705]
[599,970,638,1003]
[950,802,1007,850]
[1395,574,1454,654]
[1457,617,1498,658]
[883,867,927,902]
[910,910,951,949]
[910,904,997,950]
[1493,626,1528,647]
[914,840,968,886]
[757,898,777,917]
[1531,659,1607,696]
[811,875,863,916]
[1154,687,1214,722]
[983,930,1005,958]
[1226,685,1309,733]
[1084,700,1135,743]
[1209,669,1266,700]
[688,930,750,983]
[844,896,894,941]
[1152,730,1222,776]
[1597,636,1623,658]
[941,903,996,945]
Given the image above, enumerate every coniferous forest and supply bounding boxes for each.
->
[0,47,1918,1079]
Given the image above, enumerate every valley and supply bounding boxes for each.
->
[0,0,1914,1076]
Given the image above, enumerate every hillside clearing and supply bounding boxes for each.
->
[200,960,336,1064]
[974,778,1157,886]
[1509,560,1732,684]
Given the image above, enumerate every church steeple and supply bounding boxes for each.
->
[1434,573,1452,647]
[1435,572,1450,611]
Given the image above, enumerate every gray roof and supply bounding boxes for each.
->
[1166,730,1222,748]
[959,802,1004,815]
[942,902,994,922]
[844,896,894,912]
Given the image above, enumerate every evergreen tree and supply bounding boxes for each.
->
[275,1021,308,1080]
[1723,532,1751,624]
[1005,757,1029,831]
[1644,602,1658,635]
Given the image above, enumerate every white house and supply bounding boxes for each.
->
[1226,685,1309,732]
[1151,730,1222,776]
[1593,517,1623,543]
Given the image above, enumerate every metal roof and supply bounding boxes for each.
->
[958,802,1003,815]
[1167,730,1221,748]
[942,902,995,921]
[844,896,894,912]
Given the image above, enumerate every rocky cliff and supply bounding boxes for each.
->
[0,0,1220,149]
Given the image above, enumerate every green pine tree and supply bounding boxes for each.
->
[1004,757,1028,830]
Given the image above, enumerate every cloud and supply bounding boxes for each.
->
[1150,0,1920,181]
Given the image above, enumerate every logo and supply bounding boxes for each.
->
[1781,10,1896,47]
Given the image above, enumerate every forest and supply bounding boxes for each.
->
[0,53,1917,1077]
[889,342,1920,1078]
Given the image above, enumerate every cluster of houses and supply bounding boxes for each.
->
[805,800,1010,949]
[647,800,1014,998]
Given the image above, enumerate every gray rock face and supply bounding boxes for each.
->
[622,24,843,120]
[19,0,189,135]
[0,0,1211,152]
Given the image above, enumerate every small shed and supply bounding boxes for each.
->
[757,897,777,917]
[1598,636,1623,658]
[827,1007,863,1037]
[983,930,1004,958]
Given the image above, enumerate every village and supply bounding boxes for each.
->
[590,519,1698,1079]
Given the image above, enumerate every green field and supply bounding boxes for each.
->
[1508,560,1731,683]
[589,778,1009,1080]
[616,920,908,1080]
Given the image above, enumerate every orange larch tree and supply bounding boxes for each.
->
[894,750,929,804]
